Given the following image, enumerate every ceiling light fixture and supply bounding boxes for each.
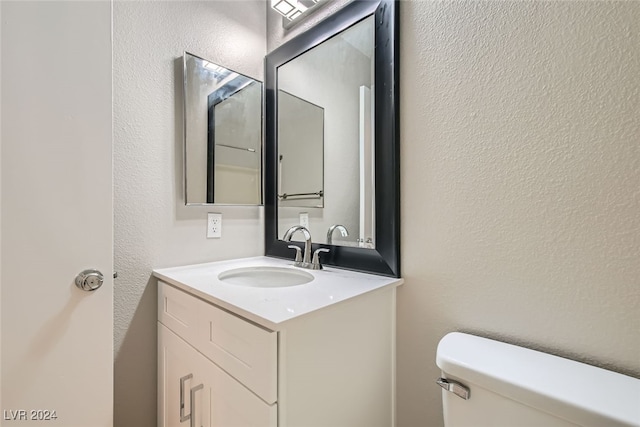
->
[287,3,307,20]
[271,0,331,28]
[271,0,297,18]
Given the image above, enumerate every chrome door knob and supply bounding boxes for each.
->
[75,269,104,291]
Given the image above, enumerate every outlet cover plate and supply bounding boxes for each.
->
[207,213,222,238]
[299,212,309,229]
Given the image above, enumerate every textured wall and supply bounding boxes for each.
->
[397,1,640,426]
[113,2,265,425]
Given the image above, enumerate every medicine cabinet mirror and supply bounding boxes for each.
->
[265,0,399,277]
[183,52,262,205]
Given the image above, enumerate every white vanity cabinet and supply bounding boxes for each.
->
[156,268,399,427]
[158,283,278,427]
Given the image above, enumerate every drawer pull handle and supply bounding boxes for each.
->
[179,373,193,422]
[190,384,204,427]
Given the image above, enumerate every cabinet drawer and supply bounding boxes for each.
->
[197,299,278,404]
[158,282,199,347]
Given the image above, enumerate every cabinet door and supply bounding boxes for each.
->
[199,350,278,427]
[159,323,211,427]
[160,323,277,427]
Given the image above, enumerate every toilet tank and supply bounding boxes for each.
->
[436,332,640,427]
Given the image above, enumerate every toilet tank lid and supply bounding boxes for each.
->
[436,332,640,427]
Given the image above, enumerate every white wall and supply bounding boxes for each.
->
[113,1,265,425]
[397,2,640,426]
[269,2,640,426]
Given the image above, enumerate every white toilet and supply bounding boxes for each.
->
[436,332,640,427]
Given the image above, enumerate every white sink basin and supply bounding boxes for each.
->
[218,266,314,288]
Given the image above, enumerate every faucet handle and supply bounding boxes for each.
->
[311,248,330,270]
[287,245,303,265]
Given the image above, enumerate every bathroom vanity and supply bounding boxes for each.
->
[163,0,402,424]
[154,257,403,427]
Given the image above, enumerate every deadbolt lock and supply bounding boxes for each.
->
[75,269,104,292]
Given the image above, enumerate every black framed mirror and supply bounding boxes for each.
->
[265,0,399,277]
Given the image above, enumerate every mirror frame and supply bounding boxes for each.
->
[265,0,400,277]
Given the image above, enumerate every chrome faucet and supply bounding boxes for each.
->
[327,224,349,245]
[283,225,330,270]
[283,225,313,267]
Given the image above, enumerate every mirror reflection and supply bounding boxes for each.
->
[183,52,262,205]
[278,90,324,208]
[277,16,375,248]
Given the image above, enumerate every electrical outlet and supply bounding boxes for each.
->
[299,212,309,229]
[207,213,222,238]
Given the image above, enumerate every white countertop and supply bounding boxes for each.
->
[153,256,403,330]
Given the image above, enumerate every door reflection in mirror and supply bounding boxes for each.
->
[278,91,324,208]
[276,16,375,247]
[183,52,262,205]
